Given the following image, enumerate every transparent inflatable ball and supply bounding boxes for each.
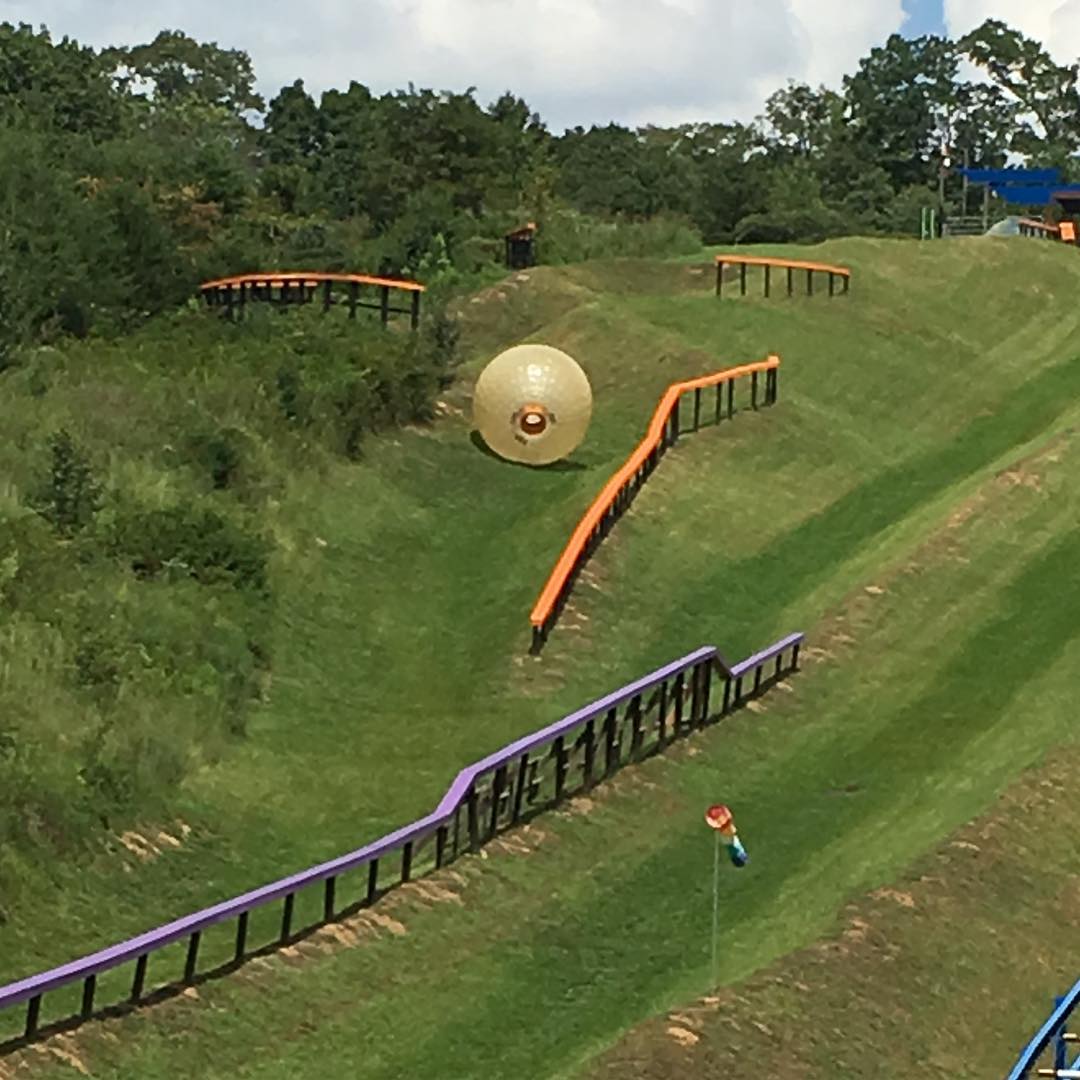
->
[472,344,593,466]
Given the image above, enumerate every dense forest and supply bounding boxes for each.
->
[3,18,1080,356]
[0,17,1078,880]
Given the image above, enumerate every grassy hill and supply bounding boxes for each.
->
[3,236,1080,1077]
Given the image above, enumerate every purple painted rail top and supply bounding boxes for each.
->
[0,634,802,1012]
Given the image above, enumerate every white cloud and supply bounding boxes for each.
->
[944,0,1080,63]
[4,0,907,131]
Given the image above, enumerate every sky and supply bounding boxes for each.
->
[1,0,1077,133]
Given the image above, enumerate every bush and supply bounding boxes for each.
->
[29,428,102,537]
[106,502,271,593]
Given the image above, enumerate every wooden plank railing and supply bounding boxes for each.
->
[714,255,851,299]
[0,632,802,1049]
[528,355,781,653]
[198,271,425,328]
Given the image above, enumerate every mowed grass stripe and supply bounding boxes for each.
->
[2,239,1079,1051]
[9,389,1080,1077]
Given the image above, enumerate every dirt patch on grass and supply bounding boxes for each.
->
[113,820,192,865]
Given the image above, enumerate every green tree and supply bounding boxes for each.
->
[843,34,960,188]
[960,19,1080,168]
[104,30,264,119]
[0,21,124,138]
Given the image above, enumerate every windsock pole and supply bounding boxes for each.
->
[711,829,721,987]
[704,803,749,989]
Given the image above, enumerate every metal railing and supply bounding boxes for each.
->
[1006,979,1080,1078]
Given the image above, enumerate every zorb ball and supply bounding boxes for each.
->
[472,344,593,466]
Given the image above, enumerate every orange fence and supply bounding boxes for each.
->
[528,355,781,653]
[1017,218,1060,239]
[715,255,851,299]
[199,271,425,327]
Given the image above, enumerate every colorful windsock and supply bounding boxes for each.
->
[705,803,749,867]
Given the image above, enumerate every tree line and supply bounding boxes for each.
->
[1,18,1078,354]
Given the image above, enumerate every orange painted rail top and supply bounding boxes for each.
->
[529,355,780,628]
[1061,221,1077,242]
[1016,218,1059,234]
[200,271,426,292]
[714,254,851,277]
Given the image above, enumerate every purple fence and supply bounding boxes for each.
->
[0,630,802,1049]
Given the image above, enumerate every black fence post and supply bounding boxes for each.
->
[81,974,96,1020]
[280,895,295,943]
[467,785,480,850]
[553,737,568,802]
[727,379,735,419]
[751,370,759,409]
[694,387,702,430]
[673,672,685,733]
[324,876,337,921]
[715,381,723,423]
[604,707,619,775]
[435,824,448,868]
[716,261,724,297]
[787,266,793,296]
[582,720,597,788]
[489,766,508,836]
[740,261,747,296]
[807,269,814,296]
[764,264,771,298]
[512,753,530,822]
[184,932,201,984]
[843,274,850,294]
[657,681,669,747]
[828,272,835,297]
[235,911,249,962]
[130,955,149,1003]
[367,859,379,904]
[700,661,713,723]
[24,995,41,1039]
[402,840,413,883]
[630,695,644,756]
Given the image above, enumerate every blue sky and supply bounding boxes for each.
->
[903,0,948,37]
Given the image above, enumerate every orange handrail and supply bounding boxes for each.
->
[529,355,780,645]
[714,254,851,277]
[200,271,425,293]
[1016,218,1059,236]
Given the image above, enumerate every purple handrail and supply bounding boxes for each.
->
[0,631,803,1031]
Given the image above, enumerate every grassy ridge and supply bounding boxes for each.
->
[2,238,1080,1076]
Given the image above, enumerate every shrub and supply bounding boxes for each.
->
[106,502,271,593]
[29,428,102,537]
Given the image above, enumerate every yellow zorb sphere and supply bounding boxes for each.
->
[472,344,593,466]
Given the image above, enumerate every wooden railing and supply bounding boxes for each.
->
[0,632,802,1050]
[199,271,425,327]
[715,255,851,299]
[1017,218,1061,240]
[528,356,781,653]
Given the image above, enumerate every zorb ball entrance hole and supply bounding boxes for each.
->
[472,344,593,466]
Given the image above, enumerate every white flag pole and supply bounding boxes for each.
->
[711,828,721,988]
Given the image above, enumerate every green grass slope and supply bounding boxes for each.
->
[3,237,1080,1078]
